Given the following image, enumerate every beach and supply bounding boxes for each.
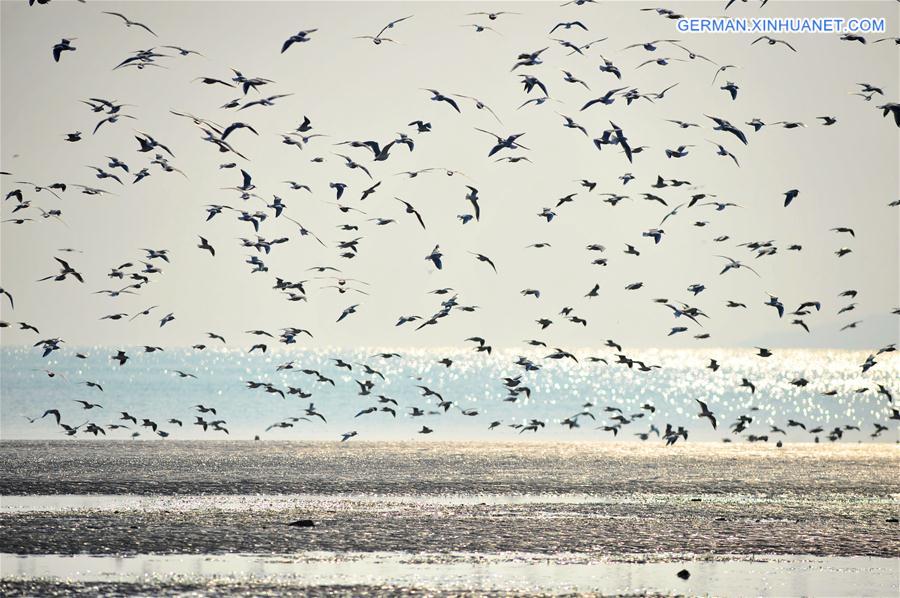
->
[1,441,897,596]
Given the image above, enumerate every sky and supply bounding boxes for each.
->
[0,0,898,353]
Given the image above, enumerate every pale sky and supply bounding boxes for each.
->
[1,0,897,352]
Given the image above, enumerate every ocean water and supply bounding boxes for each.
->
[1,346,897,442]
[0,442,897,596]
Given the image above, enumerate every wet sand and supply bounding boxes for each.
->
[1,441,897,596]
[2,553,898,597]
[2,440,897,496]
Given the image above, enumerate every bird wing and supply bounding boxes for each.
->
[135,22,158,36]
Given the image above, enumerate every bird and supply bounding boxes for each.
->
[281,29,317,53]
[470,252,498,273]
[707,141,740,167]
[73,400,102,410]
[706,115,748,145]
[462,186,482,221]
[395,198,426,230]
[337,304,359,322]
[695,400,717,429]
[461,23,500,34]
[52,38,76,62]
[38,258,84,283]
[452,95,503,123]
[221,122,259,140]
[476,128,529,157]
[423,89,460,113]
[718,256,760,277]
[357,15,413,44]
[102,12,158,36]
[877,103,900,127]
[752,36,797,51]
[197,237,215,256]
[425,245,443,270]
[239,94,293,110]
[41,409,61,425]
[581,87,627,110]
[783,189,800,207]
[764,295,785,318]
[561,70,590,90]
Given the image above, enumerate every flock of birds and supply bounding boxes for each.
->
[2,1,899,444]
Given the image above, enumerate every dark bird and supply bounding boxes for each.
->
[396,197,426,230]
[281,28,317,52]
[783,189,800,207]
[696,399,717,429]
[706,115,748,145]
[424,89,460,112]
[470,252,498,273]
[52,38,76,62]
[877,103,900,127]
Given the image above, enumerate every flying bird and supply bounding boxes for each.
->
[102,11,158,36]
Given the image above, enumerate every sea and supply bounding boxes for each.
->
[1,346,897,442]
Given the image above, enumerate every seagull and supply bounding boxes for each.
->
[511,47,549,70]
[752,36,797,51]
[423,89,460,112]
[764,295,785,318]
[470,252,498,273]
[877,103,900,127]
[465,186,481,221]
[162,45,203,56]
[38,258,84,283]
[550,21,588,33]
[452,95,502,123]
[52,38,76,62]
[281,29,317,53]
[476,128,529,156]
[468,11,519,20]
[336,304,359,322]
[696,400,717,429]
[41,409,62,425]
[461,23,500,34]
[197,237,215,256]
[720,81,739,101]
[581,87,627,110]
[425,245,443,269]
[358,15,413,44]
[395,198,426,229]
[717,256,760,277]
[707,141,740,166]
[74,400,102,410]
[783,189,800,207]
[706,115,748,145]
[102,12,158,36]
[239,94,293,110]
[221,122,259,140]
[561,70,590,89]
